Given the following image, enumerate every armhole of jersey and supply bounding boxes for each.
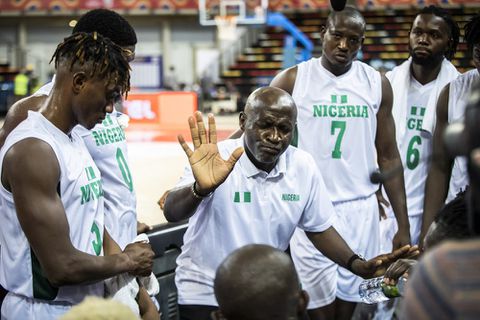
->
[31,248,59,300]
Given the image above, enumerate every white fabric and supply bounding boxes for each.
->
[0,112,104,318]
[386,58,459,141]
[380,214,423,254]
[175,138,335,306]
[396,79,435,217]
[292,58,382,202]
[445,69,478,201]
[35,78,137,250]
[290,194,380,306]
[105,234,160,316]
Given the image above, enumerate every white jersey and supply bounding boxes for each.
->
[397,78,435,216]
[446,69,477,201]
[0,111,104,305]
[74,112,137,249]
[292,59,382,202]
[175,138,335,306]
[36,79,137,249]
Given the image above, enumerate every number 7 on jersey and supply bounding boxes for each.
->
[331,120,346,159]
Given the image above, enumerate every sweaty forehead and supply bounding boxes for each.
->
[412,14,450,34]
[327,14,365,33]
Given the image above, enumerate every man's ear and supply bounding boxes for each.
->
[72,72,87,94]
[211,310,227,320]
[320,26,327,43]
[297,290,309,318]
[239,112,246,131]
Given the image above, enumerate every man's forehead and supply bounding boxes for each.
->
[412,14,449,32]
[327,16,365,34]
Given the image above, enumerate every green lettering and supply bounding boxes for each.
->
[346,105,355,118]
[313,105,323,117]
[338,105,346,118]
[328,105,337,117]
[80,185,91,204]
[361,106,369,118]
[407,118,416,130]
[92,131,105,146]
[416,119,423,131]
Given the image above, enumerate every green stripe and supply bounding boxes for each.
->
[31,248,58,300]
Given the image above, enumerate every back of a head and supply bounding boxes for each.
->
[214,244,302,320]
[415,5,460,60]
[73,9,137,47]
[60,297,137,320]
[424,190,471,250]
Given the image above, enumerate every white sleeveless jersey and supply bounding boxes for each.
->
[446,69,478,201]
[0,111,104,304]
[399,79,435,216]
[35,79,137,250]
[74,111,137,249]
[292,59,382,202]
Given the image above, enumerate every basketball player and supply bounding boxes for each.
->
[0,32,154,319]
[270,7,410,320]
[164,87,417,320]
[422,13,480,246]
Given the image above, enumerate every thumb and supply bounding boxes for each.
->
[227,147,244,168]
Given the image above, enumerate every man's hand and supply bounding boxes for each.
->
[392,227,411,250]
[137,221,152,234]
[376,188,390,220]
[383,259,417,285]
[123,242,155,277]
[178,112,244,195]
[352,245,419,279]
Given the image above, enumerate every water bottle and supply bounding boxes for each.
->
[359,276,407,304]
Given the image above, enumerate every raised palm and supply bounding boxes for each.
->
[178,112,244,194]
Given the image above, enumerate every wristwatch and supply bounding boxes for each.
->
[347,253,365,272]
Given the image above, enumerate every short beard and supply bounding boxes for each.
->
[409,48,445,67]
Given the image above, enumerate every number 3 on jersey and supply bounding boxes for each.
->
[116,148,134,191]
[331,120,346,159]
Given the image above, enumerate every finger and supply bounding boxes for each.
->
[390,244,411,259]
[188,116,201,149]
[208,113,217,144]
[195,111,208,144]
[227,147,244,169]
[178,134,193,157]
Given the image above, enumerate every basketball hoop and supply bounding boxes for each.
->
[215,15,238,41]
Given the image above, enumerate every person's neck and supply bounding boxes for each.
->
[321,56,352,77]
[40,93,75,134]
[410,59,444,85]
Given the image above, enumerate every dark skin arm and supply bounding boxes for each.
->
[227,66,298,139]
[306,228,418,279]
[164,112,243,222]
[376,76,411,249]
[420,85,452,249]
[104,231,159,320]
[1,138,154,287]
[0,95,46,149]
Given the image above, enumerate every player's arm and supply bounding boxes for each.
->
[420,84,453,248]
[103,231,159,320]
[2,138,154,287]
[0,95,46,149]
[376,75,411,249]
[164,112,243,222]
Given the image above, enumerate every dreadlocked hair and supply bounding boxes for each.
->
[416,5,460,60]
[464,14,480,51]
[50,32,130,97]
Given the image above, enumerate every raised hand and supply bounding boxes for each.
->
[178,112,244,195]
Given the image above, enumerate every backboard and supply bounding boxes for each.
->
[198,0,268,26]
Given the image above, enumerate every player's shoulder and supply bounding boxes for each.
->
[284,146,318,172]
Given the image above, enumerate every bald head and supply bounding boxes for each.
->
[214,244,306,320]
[326,6,366,33]
[243,86,297,118]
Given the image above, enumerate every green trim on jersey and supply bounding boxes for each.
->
[31,248,58,300]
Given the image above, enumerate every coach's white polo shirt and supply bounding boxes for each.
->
[175,137,335,306]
